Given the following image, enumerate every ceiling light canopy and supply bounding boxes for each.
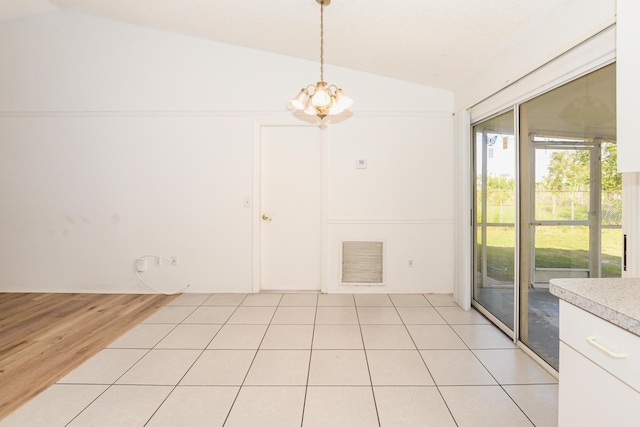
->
[289,0,352,120]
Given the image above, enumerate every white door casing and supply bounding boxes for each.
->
[257,124,322,292]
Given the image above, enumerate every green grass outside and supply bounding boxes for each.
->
[478,226,622,281]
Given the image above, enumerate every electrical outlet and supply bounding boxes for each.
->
[171,256,178,266]
[155,256,162,266]
[408,259,414,267]
[135,259,147,272]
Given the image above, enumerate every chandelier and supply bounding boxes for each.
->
[289,0,352,120]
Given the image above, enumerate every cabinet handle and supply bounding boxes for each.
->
[586,336,627,359]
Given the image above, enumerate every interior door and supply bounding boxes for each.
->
[260,125,322,291]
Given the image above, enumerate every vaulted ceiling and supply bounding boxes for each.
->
[1,0,573,91]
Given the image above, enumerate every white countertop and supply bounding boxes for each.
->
[549,278,640,337]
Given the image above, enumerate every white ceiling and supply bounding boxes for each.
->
[1,0,573,90]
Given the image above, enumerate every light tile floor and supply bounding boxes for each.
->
[1,293,558,427]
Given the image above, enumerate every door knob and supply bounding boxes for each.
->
[262,214,271,221]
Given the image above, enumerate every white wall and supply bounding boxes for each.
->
[617,0,640,173]
[0,10,454,293]
[452,0,617,306]
[326,114,454,293]
[0,11,452,113]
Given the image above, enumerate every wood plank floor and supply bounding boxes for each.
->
[0,292,177,420]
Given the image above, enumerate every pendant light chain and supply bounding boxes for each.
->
[288,0,352,120]
[319,0,324,83]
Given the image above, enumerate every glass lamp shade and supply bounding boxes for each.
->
[334,88,353,110]
[328,96,344,115]
[290,89,310,110]
[287,0,351,120]
[310,82,332,108]
[304,98,317,115]
[289,81,349,119]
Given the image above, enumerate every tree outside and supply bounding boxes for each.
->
[479,141,622,283]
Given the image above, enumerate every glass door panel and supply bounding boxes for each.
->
[519,63,618,371]
[528,144,594,370]
[473,110,516,331]
[471,63,618,373]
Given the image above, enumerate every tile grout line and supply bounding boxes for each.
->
[64,298,200,427]
[63,385,109,427]
[446,307,539,426]
[142,294,243,426]
[299,293,319,427]
[40,293,545,427]
[390,295,460,427]
[221,293,283,427]
[354,295,382,427]
[127,294,246,426]
[63,298,196,426]
[464,346,539,426]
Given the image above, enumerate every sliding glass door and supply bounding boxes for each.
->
[472,64,620,371]
[473,111,517,333]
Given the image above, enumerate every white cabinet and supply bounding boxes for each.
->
[558,301,640,426]
[559,343,639,426]
[617,0,640,172]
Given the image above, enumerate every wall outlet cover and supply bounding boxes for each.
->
[135,259,147,272]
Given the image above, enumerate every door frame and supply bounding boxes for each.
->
[526,139,603,285]
[622,172,640,277]
[472,114,628,380]
[471,107,519,341]
[252,118,328,293]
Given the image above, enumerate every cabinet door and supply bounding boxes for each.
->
[559,301,640,392]
[559,343,640,427]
